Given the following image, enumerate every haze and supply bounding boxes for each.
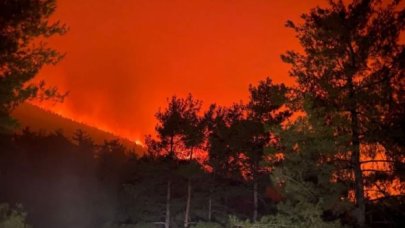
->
[36,0,325,142]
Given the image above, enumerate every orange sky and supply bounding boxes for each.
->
[36,0,327,142]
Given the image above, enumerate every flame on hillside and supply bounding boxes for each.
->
[30,101,144,145]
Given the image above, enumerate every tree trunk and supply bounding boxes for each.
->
[351,109,366,227]
[252,153,259,222]
[184,179,191,227]
[348,74,366,227]
[188,147,193,160]
[208,172,216,222]
[169,135,174,157]
[165,179,171,228]
[208,191,212,222]
[184,147,194,227]
[253,179,258,222]
[165,135,175,228]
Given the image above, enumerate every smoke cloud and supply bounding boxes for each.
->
[37,0,324,141]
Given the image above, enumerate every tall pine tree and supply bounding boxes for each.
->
[281,0,404,226]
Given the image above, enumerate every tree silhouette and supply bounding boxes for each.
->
[206,103,246,181]
[268,113,348,227]
[0,0,67,132]
[180,98,204,228]
[281,0,404,226]
[153,94,204,228]
[204,104,247,223]
[1,0,404,227]
[244,77,290,221]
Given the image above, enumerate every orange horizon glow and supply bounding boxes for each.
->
[34,0,328,142]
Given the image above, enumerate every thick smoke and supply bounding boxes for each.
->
[37,0,320,140]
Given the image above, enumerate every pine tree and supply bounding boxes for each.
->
[152,94,204,228]
[181,106,205,228]
[268,112,349,227]
[242,77,290,222]
[205,103,251,221]
[0,0,67,132]
[281,0,404,226]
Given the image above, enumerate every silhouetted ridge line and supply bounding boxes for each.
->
[11,103,145,154]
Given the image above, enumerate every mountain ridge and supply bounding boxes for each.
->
[11,103,145,155]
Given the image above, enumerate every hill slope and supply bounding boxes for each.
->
[11,103,145,154]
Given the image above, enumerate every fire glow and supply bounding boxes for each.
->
[36,0,328,141]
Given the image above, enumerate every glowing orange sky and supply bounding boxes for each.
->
[36,0,327,142]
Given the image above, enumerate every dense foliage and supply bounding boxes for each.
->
[0,0,67,132]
